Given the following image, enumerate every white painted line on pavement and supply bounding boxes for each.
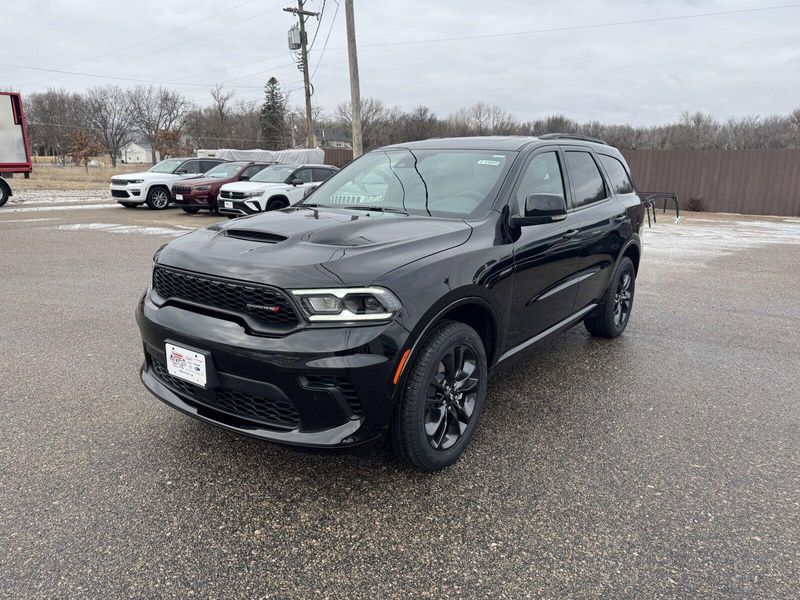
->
[0,217,62,224]
[4,203,119,213]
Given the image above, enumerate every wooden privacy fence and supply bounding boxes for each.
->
[323,148,354,168]
[622,149,800,217]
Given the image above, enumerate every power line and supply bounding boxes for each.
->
[9,0,264,87]
[326,2,800,50]
[311,0,341,81]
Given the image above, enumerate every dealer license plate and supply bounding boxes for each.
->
[224,201,233,209]
[175,194,183,201]
[165,343,207,387]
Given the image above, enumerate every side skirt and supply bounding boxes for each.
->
[496,303,598,364]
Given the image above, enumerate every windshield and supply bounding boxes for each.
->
[250,165,294,183]
[148,159,184,174]
[204,163,246,179]
[300,149,513,218]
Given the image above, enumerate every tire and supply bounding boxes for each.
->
[392,320,488,472]
[0,183,9,208]
[266,197,289,211]
[182,207,200,214]
[120,202,138,208]
[145,187,170,210]
[584,256,636,338]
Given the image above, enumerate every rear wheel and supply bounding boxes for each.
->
[392,321,487,472]
[120,202,137,208]
[584,256,636,338]
[182,207,200,214]
[0,183,10,207]
[145,187,170,210]
[266,197,289,211]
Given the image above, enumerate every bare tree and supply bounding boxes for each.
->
[26,89,84,163]
[128,85,191,163]
[82,85,134,167]
[65,129,103,172]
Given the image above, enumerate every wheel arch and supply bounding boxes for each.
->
[618,235,642,274]
[266,194,290,210]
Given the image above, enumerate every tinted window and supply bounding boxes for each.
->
[179,160,201,174]
[312,168,335,182]
[200,160,220,173]
[515,151,566,213]
[293,168,313,184]
[240,165,267,179]
[598,154,634,195]
[565,152,607,207]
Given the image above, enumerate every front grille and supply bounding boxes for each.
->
[111,189,130,198]
[301,374,362,416]
[150,358,300,429]
[111,178,128,186]
[220,190,248,200]
[152,266,299,328]
[173,185,192,194]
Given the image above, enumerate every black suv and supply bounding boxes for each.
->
[136,135,643,471]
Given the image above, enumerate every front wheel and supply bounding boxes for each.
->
[584,256,636,338]
[266,198,289,211]
[392,321,487,472]
[145,187,170,210]
[0,183,9,207]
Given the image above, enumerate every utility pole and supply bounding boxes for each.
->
[345,0,362,157]
[284,0,318,148]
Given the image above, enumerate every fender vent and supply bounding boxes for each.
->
[225,229,287,244]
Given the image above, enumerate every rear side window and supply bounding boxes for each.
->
[241,165,266,179]
[565,151,607,208]
[312,168,335,182]
[201,160,220,173]
[598,155,634,195]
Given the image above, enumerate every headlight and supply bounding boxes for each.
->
[194,185,211,191]
[127,179,144,184]
[291,287,401,322]
[243,190,264,198]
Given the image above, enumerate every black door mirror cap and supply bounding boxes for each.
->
[239,175,250,181]
[290,177,304,186]
[510,193,568,227]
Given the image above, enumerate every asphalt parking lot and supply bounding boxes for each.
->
[2,194,799,598]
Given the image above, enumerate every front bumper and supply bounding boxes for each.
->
[217,197,262,217]
[111,184,144,203]
[136,291,411,448]
[172,190,214,209]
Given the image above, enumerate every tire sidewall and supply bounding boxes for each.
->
[0,183,8,207]
[605,257,636,335]
[401,322,488,470]
[147,187,170,210]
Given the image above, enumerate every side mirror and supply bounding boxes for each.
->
[510,194,568,227]
[303,183,320,199]
[239,175,250,181]
[289,177,304,186]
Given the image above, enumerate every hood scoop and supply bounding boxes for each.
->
[224,229,287,244]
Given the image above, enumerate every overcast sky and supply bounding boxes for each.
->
[3,0,799,125]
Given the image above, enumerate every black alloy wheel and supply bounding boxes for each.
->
[584,256,636,338]
[424,345,480,450]
[392,320,487,471]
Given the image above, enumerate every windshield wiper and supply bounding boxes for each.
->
[338,205,408,214]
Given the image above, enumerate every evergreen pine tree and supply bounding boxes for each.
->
[260,77,287,149]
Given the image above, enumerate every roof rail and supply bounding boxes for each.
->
[538,133,609,145]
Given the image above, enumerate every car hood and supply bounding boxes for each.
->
[177,176,228,187]
[157,206,472,290]
[123,171,182,180]
[220,181,291,193]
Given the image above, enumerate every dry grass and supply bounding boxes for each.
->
[8,163,147,191]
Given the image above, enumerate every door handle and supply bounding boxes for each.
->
[614,214,627,223]
[563,228,580,238]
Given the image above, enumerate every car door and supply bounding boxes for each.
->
[563,149,629,310]
[507,147,583,347]
[287,167,313,203]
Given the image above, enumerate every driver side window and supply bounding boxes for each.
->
[515,152,566,213]
[293,168,312,184]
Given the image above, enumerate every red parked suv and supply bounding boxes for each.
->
[171,161,271,214]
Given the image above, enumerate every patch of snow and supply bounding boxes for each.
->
[52,223,185,237]
[5,203,118,213]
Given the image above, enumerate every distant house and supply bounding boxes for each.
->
[119,142,160,164]
[316,127,352,149]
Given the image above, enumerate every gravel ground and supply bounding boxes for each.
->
[1,200,799,598]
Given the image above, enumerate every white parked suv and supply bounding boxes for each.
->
[110,157,226,210]
[217,163,338,218]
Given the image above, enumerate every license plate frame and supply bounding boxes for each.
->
[165,342,208,387]
[224,201,233,209]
